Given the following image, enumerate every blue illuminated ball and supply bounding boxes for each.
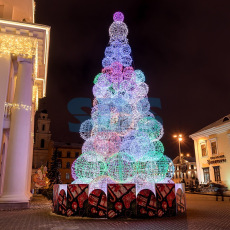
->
[102,57,112,67]
[80,119,93,140]
[135,70,145,83]
[137,98,150,114]
[105,46,114,58]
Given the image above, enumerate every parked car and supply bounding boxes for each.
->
[200,182,228,194]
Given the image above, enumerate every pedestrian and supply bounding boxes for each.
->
[216,187,224,201]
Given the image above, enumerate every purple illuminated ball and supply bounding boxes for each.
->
[113,12,124,22]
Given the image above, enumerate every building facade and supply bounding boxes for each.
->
[172,156,197,186]
[0,0,50,209]
[190,115,230,189]
[48,142,82,184]
[33,110,51,169]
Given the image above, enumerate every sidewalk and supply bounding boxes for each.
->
[186,190,230,197]
[0,193,229,230]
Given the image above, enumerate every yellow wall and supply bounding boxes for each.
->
[194,131,230,188]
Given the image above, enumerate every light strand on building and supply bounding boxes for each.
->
[5,102,32,112]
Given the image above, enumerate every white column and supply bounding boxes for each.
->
[0,55,11,154]
[26,103,35,198]
[0,56,33,206]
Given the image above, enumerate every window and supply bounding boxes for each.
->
[211,141,217,155]
[0,5,4,18]
[67,151,71,158]
[40,139,45,148]
[66,162,70,169]
[57,151,62,158]
[191,165,194,170]
[203,167,210,183]
[75,152,79,158]
[57,159,62,168]
[42,124,45,131]
[213,166,221,182]
[201,143,207,157]
[66,173,70,180]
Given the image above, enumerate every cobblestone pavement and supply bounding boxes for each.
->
[0,193,230,230]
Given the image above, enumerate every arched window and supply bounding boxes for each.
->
[66,162,70,169]
[40,139,45,148]
[223,116,229,122]
[42,124,45,131]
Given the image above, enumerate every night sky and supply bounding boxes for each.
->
[35,0,230,159]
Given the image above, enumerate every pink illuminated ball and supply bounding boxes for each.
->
[113,12,124,22]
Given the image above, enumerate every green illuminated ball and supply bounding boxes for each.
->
[137,117,163,141]
[93,73,102,84]
[143,141,164,161]
[72,151,107,183]
[155,155,169,182]
[136,160,158,182]
[107,152,136,183]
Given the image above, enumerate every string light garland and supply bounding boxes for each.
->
[0,34,38,78]
[4,102,32,112]
[0,33,40,111]
[71,12,175,189]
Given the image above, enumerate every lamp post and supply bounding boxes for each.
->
[173,134,183,164]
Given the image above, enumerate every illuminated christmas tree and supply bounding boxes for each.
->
[71,12,175,193]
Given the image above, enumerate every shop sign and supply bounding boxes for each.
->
[207,155,226,165]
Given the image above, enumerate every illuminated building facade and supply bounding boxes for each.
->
[33,110,51,169]
[48,142,82,184]
[0,0,50,209]
[172,156,197,186]
[190,114,230,188]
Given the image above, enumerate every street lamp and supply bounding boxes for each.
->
[173,134,183,164]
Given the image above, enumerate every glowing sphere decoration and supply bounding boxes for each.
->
[137,117,164,141]
[155,155,170,182]
[93,73,102,84]
[107,152,135,182]
[109,22,128,43]
[144,141,164,161]
[80,119,93,140]
[72,12,175,191]
[82,137,95,154]
[71,152,107,183]
[113,11,124,22]
[135,70,145,83]
[93,132,121,157]
[122,44,131,55]
[137,98,150,114]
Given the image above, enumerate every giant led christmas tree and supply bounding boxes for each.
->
[71,12,175,193]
